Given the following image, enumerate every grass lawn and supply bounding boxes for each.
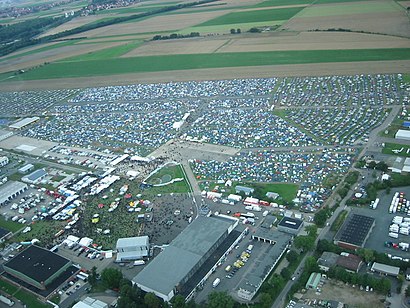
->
[59,41,141,62]
[251,183,298,203]
[297,1,399,17]
[380,118,407,138]
[14,289,52,308]
[10,48,410,80]
[13,220,66,244]
[0,216,23,233]
[197,7,304,26]
[0,278,19,295]
[382,142,410,157]
[145,164,190,194]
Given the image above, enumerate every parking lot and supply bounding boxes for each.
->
[355,187,410,258]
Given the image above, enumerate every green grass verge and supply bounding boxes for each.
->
[145,164,190,194]
[382,142,410,157]
[297,1,399,17]
[0,278,19,295]
[59,41,141,61]
[9,48,410,80]
[13,220,66,244]
[331,209,348,232]
[251,183,299,203]
[14,289,51,308]
[380,118,407,138]
[0,216,23,233]
[251,0,313,7]
[197,7,303,26]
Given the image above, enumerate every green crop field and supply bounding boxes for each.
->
[251,0,313,7]
[197,7,304,27]
[297,1,399,17]
[9,48,410,80]
[315,0,376,4]
[60,41,141,61]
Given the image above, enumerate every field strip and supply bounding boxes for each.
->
[1,60,409,91]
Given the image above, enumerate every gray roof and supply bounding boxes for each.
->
[318,252,339,268]
[24,169,47,182]
[133,216,233,297]
[18,164,34,173]
[0,181,28,205]
[235,186,254,193]
[261,216,277,229]
[116,236,149,249]
[371,262,400,276]
[9,117,40,129]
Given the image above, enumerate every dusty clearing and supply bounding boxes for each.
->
[65,10,232,39]
[1,60,409,91]
[398,1,410,8]
[302,279,385,308]
[0,41,130,74]
[123,31,410,57]
[283,1,410,38]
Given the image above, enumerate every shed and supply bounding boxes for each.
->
[305,272,321,289]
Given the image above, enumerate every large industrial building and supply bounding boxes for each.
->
[116,236,149,262]
[0,181,28,206]
[3,245,76,292]
[132,215,239,302]
[334,213,375,250]
[8,117,40,130]
[22,169,48,184]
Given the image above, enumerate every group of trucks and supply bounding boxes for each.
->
[389,192,409,214]
[389,216,410,238]
[384,241,409,251]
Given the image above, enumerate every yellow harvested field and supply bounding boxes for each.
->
[0,41,61,59]
[122,37,229,57]
[218,32,410,52]
[0,41,128,74]
[1,60,409,91]
[65,10,232,39]
[283,1,410,38]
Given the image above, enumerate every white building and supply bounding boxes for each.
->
[395,129,410,141]
[9,117,40,130]
[116,236,149,262]
[0,156,8,167]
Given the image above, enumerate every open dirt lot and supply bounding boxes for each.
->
[0,41,129,74]
[0,135,57,155]
[1,60,409,91]
[283,1,410,38]
[123,31,410,57]
[65,10,232,39]
[303,278,385,308]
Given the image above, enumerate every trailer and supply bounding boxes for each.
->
[389,232,399,239]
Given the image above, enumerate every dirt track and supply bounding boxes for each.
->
[1,60,409,91]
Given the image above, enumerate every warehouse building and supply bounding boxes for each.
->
[132,215,239,302]
[9,117,40,130]
[3,245,76,292]
[277,217,303,235]
[235,186,254,196]
[395,129,410,141]
[0,181,28,206]
[334,213,375,250]
[116,236,149,262]
[371,262,399,277]
[22,169,47,184]
[18,164,34,173]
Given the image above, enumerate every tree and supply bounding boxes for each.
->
[294,235,315,251]
[259,292,272,308]
[236,28,241,34]
[375,161,388,172]
[207,291,234,308]
[230,28,236,34]
[144,292,161,308]
[306,224,318,237]
[405,285,410,297]
[357,248,375,263]
[367,161,377,169]
[286,250,299,263]
[281,267,291,280]
[101,268,123,289]
[171,295,186,308]
[304,256,319,273]
[314,209,328,227]
[88,266,98,287]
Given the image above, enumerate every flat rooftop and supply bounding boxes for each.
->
[4,245,71,284]
[335,214,375,247]
[133,216,234,297]
[278,217,303,230]
[0,181,27,205]
[9,117,40,129]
